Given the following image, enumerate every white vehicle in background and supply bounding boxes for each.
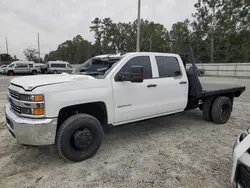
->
[44,61,73,74]
[34,63,45,73]
[231,128,250,188]
[0,65,7,74]
[74,54,123,75]
[4,52,245,162]
[4,61,39,76]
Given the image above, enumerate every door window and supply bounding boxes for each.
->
[51,63,66,68]
[16,63,28,68]
[155,56,181,78]
[116,56,152,80]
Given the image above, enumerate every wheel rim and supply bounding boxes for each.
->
[221,103,231,119]
[71,128,94,150]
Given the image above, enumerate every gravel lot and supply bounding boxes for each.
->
[0,76,249,188]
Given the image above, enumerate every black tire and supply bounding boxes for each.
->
[202,97,215,121]
[7,71,14,76]
[56,114,104,162]
[211,96,232,124]
[32,70,38,75]
[53,70,58,74]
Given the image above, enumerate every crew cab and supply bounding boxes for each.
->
[4,61,39,76]
[4,52,245,162]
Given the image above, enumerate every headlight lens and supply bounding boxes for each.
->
[20,94,44,102]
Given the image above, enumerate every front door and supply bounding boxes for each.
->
[112,56,159,124]
[15,63,29,74]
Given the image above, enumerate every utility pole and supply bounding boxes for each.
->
[5,37,8,55]
[149,35,152,52]
[211,38,214,64]
[38,33,40,63]
[210,10,215,64]
[136,0,141,52]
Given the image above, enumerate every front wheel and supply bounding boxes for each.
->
[7,71,14,76]
[56,114,104,162]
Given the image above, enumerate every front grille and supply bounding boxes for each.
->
[10,99,21,113]
[236,164,250,188]
[9,89,20,100]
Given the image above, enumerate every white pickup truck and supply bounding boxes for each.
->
[4,52,245,162]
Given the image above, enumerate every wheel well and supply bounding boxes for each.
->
[57,102,108,130]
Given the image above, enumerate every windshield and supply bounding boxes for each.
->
[7,63,15,68]
[74,57,123,78]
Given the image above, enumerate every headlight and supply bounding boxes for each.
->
[20,94,44,102]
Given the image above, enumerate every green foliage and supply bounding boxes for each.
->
[192,0,250,63]
[45,0,250,64]
[0,53,15,61]
[23,48,38,61]
[44,35,94,64]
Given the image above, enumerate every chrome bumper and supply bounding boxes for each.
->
[4,103,57,146]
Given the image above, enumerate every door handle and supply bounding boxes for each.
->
[147,84,157,88]
[179,81,187,84]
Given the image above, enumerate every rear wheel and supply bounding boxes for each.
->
[202,97,215,121]
[211,96,232,124]
[32,70,38,75]
[56,114,104,162]
[53,70,58,74]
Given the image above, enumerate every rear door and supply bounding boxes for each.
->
[151,55,188,114]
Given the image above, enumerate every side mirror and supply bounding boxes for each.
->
[119,65,144,83]
[174,71,182,76]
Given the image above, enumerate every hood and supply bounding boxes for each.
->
[10,73,95,91]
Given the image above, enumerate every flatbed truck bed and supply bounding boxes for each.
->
[200,82,245,98]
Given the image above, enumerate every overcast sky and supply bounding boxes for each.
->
[0,0,196,60]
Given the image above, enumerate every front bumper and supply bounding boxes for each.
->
[4,103,57,146]
[232,133,250,188]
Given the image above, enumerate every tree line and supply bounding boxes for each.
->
[2,0,250,64]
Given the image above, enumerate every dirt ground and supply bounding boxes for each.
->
[0,76,249,188]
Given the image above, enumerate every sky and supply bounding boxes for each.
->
[0,0,197,60]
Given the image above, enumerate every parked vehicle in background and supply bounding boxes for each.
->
[74,54,123,75]
[231,127,250,188]
[44,61,73,74]
[0,65,7,74]
[34,63,45,73]
[0,61,13,67]
[4,61,39,76]
[197,68,205,77]
[4,52,245,162]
